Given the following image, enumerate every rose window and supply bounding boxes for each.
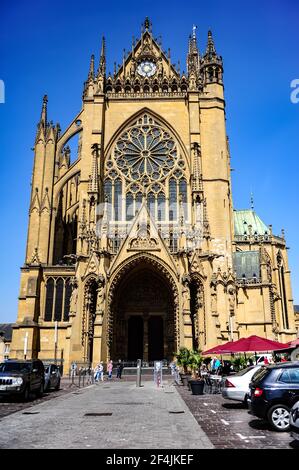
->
[104,114,188,227]
[113,116,178,182]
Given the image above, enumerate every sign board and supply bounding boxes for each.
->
[154,360,163,387]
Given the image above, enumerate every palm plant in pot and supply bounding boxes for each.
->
[175,347,191,385]
[188,350,205,395]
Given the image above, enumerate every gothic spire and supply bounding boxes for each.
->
[88,143,99,194]
[97,36,106,77]
[205,30,216,58]
[88,54,95,81]
[202,30,223,84]
[40,95,48,129]
[187,25,200,77]
[144,17,150,32]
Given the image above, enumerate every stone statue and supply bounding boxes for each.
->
[182,281,190,312]
[157,59,163,76]
[96,281,105,315]
[69,284,78,316]
[228,287,235,313]
[211,294,217,313]
[196,289,204,309]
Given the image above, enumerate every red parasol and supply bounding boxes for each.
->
[203,335,288,355]
[202,340,236,356]
[282,338,299,349]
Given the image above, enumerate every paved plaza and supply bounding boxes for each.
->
[0,381,213,449]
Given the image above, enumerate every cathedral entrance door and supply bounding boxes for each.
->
[148,316,164,361]
[127,316,144,361]
[110,266,176,363]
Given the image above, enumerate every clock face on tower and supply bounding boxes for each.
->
[137,61,157,77]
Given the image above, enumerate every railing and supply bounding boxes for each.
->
[235,234,285,244]
[236,277,262,286]
[106,91,187,99]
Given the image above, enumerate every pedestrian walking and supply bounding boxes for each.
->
[107,360,113,379]
[116,359,123,379]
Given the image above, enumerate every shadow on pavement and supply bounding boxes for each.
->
[222,402,247,410]
[248,418,272,431]
[289,440,299,449]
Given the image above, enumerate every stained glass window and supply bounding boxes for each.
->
[104,114,188,225]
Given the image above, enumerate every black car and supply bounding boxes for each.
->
[248,362,299,431]
[0,359,45,401]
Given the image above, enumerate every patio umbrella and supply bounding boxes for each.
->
[217,335,288,354]
[281,338,299,349]
[202,335,288,355]
[202,340,236,356]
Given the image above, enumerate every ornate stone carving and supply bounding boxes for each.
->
[182,279,191,313]
[129,223,158,250]
[228,286,236,314]
[69,278,78,317]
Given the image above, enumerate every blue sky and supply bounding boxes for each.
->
[0,0,298,322]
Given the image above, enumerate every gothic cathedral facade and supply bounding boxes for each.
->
[11,19,297,370]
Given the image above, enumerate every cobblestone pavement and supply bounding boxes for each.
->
[0,381,213,449]
[177,384,299,449]
[0,376,93,419]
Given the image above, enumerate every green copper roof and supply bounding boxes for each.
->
[234,210,269,236]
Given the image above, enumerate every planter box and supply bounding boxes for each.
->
[189,380,205,395]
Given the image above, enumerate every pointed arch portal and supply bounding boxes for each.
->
[108,257,178,363]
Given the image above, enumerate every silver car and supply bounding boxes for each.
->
[44,364,61,391]
[222,365,261,404]
[290,400,299,441]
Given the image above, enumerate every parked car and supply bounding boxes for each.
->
[222,365,261,405]
[44,364,61,391]
[248,362,299,431]
[250,354,273,365]
[290,400,299,442]
[0,359,45,401]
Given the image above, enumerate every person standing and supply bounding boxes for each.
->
[214,357,221,374]
[99,361,104,381]
[116,360,123,379]
[94,364,100,382]
[70,361,77,378]
[107,360,113,380]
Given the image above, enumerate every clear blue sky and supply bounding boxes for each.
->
[0,0,298,322]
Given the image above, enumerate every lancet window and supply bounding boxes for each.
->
[44,277,73,322]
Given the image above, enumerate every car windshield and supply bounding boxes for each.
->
[0,362,32,373]
[234,366,255,377]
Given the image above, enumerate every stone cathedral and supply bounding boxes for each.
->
[10,19,296,371]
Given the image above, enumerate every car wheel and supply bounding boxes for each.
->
[267,404,290,432]
[36,382,44,398]
[55,380,60,391]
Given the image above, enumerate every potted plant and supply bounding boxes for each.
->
[232,355,247,372]
[188,350,205,395]
[175,347,191,385]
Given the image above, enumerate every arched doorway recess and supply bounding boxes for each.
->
[109,260,177,363]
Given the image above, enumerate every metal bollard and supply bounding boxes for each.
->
[136,359,142,387]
